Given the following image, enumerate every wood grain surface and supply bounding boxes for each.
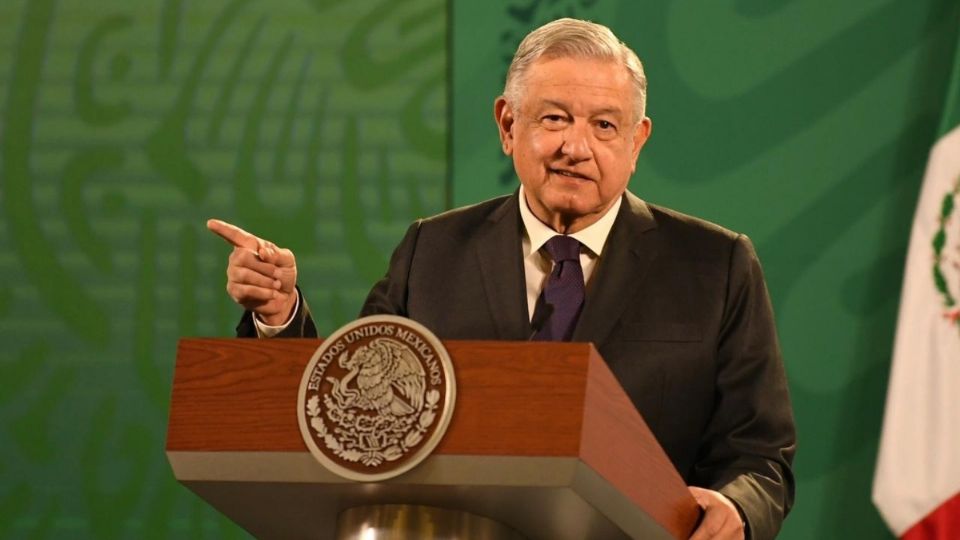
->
[167,339,591,455]
[167,337,700,538]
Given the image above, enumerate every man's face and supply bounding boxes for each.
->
[495,56,651,233]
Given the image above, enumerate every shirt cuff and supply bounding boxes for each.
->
[253,292,300,338]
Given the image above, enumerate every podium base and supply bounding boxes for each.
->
[335,505,526,540]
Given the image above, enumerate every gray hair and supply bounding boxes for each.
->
[503,18,648,121]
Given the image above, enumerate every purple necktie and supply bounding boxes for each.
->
[532,235,585,341]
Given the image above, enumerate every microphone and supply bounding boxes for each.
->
[528,303,555,340]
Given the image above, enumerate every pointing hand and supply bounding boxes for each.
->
[207,219,298,327]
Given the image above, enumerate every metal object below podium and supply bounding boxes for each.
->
[335,505,527,540]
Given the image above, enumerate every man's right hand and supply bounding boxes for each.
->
[207,219,298,327]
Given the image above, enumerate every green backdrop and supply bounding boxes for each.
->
[1,0,958,538]
[455,2,960,538]
[1,0,445,537]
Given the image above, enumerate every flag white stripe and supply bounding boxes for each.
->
[872,124,960,536]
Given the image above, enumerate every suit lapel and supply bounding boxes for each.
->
[572,192,659,346]
[475,192,531,340]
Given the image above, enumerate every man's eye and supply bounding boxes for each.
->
[597,120,616,130]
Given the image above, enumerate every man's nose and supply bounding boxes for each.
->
[560,123,592,161]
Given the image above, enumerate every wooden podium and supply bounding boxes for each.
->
[167,338,700,539]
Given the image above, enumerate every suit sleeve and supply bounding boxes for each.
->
[235,286,318,338]
[359,220,421,317]
[693,234,796,540]
[234,220,422,338]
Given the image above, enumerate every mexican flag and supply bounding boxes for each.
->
[872,34,960,538]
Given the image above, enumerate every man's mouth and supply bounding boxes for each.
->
[550,168,590,181]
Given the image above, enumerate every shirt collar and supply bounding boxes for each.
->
[518,185,621,257]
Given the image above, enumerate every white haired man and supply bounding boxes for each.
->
[211,18,796,540]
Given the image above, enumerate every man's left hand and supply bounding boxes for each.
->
[688,487,746,540]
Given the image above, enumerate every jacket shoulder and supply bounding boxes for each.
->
[648,200,738,235]
[641,200,745,253]
[416,193,515,235]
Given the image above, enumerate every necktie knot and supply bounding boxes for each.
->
[544,235,581,263]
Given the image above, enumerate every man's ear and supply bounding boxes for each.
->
[629,116,653,173]
[494,96,515,155]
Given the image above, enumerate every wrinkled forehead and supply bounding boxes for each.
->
[522,56,630,90]
[522,58,633,109]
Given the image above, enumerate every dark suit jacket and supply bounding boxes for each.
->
[238,190,796,540]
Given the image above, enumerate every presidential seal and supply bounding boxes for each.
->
[934,175,960,331]
[297,315,456,481]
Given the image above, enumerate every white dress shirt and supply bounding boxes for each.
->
[517,185,620,320]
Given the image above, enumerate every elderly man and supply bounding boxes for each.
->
[209,18,795,540]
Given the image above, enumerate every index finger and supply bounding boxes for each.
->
[207,219,260,250]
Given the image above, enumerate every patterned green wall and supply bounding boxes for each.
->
[0,0,444,537]
[452,1,959,539]
[3,0,959,538]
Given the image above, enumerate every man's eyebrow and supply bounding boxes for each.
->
[589,106,627,118]
[536,100,625,118]
[537,99,570,111]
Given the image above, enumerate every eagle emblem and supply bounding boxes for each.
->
[328,338,426,417]
[298,316,456,481]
